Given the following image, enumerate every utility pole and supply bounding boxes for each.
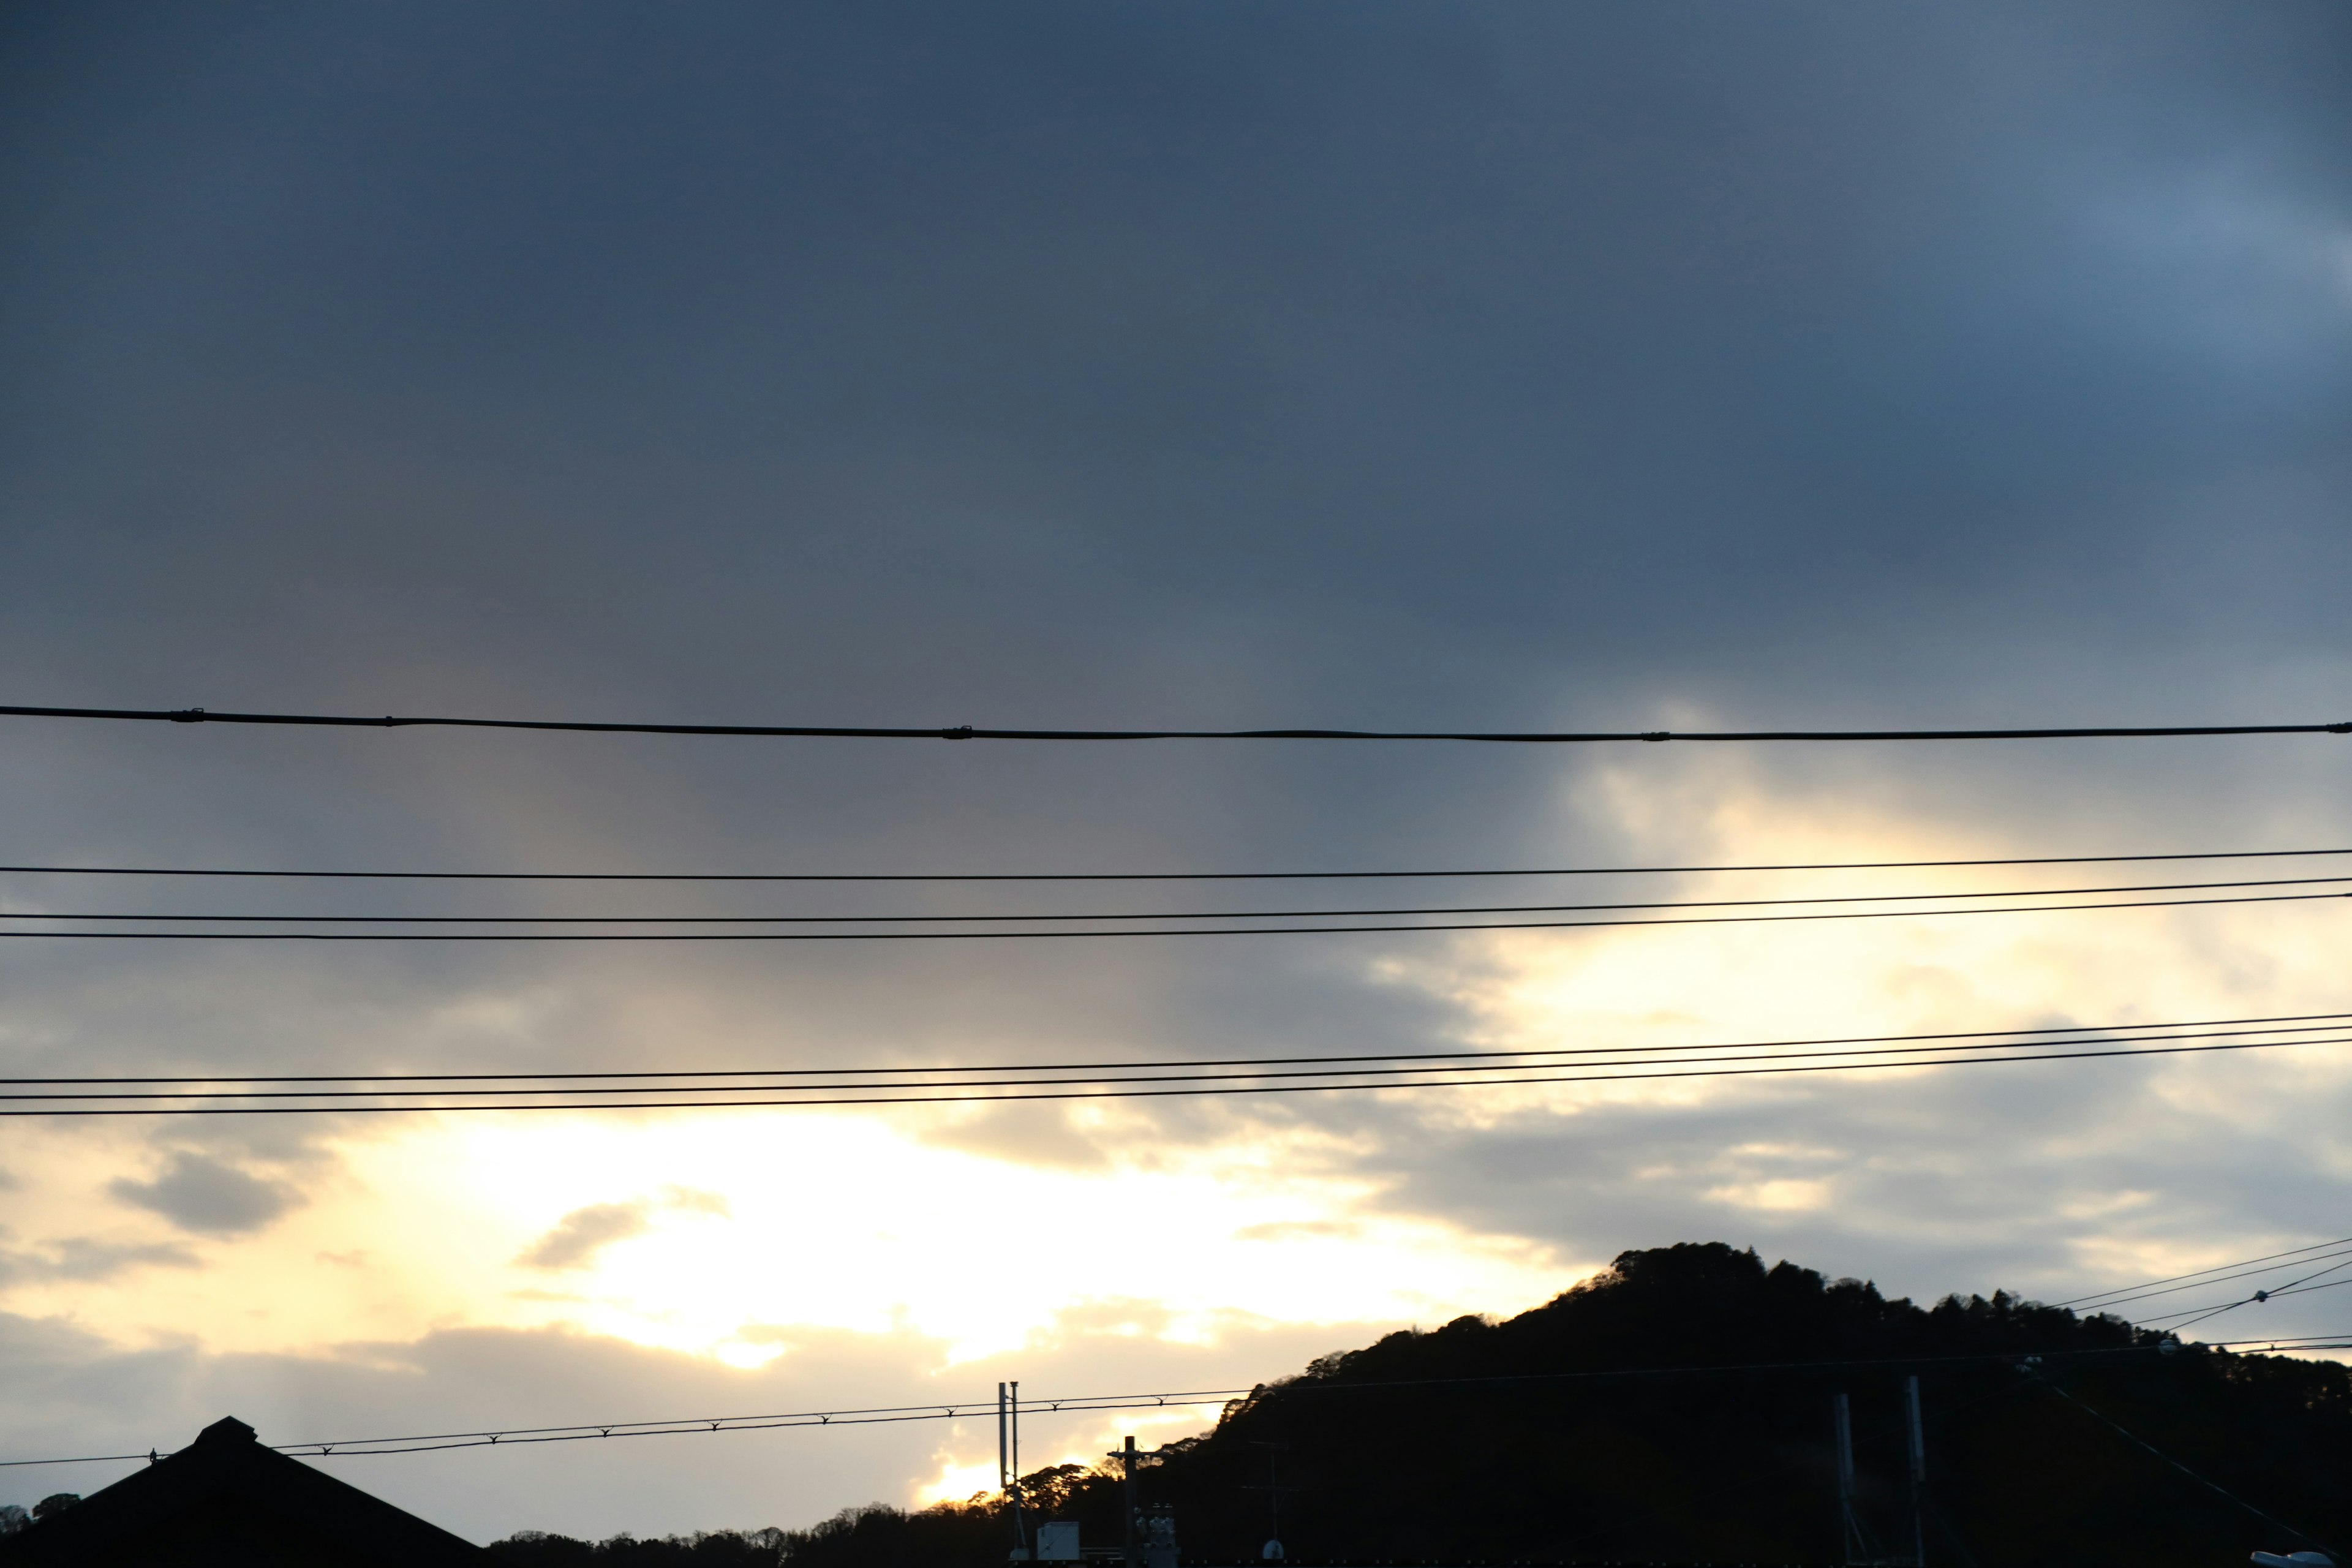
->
[1834,1382,1927,1568]
[1835,1392,1868,1566]
[1012,1381,1028,1556]
[1000,1383,1029,1560]
[1904,1376,1926,1568]
[1243,1441,1298,1560]
[1121,1436,1140,1568]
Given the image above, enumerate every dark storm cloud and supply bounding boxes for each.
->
[0,0,2342,1145]
[1,1,2346,867]
[1,0,2345,725]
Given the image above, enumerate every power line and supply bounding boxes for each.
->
[2138,1265,2352,1332]
[4,1031,2343,1115]
[8,1333,2336,1471]
[10,1024,2343,1104]
[7,847,2350,882]
[2059,1245,2352,1313]
[10,1011,2339,1087]
[2145,1276,2352,1329]
[2037,1381,2342,1556]
[2050,1235,2352,1310]
[0,888,2343,940]
[2193,1333,2352,1353]
[2058,1235,2352,1333]
[8,872,2346,927]
[5,703,2349,744]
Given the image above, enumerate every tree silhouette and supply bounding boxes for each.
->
[494,1244,2352,1568]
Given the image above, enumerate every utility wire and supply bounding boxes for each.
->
[7,847,2350,882]
[6,704,2351,744]
[2147,1276,2352,1329]
[2140,1265,2352,1332]
[12,1027,2346,1104]
[0,1338,2243,1470]
[9,873,2346,926]
[2060,1246,2352,1314]
[3,1032,2342,1115]
[9,1011,2339,1088]
[2190,1333,2352,1348]
[1,889,2344,940]
[15,1333,2343,1472]
[2038,1382,2342,1556]
[2051,1235,2352,1310]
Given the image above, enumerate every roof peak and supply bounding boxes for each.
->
[194,1417,257,1447]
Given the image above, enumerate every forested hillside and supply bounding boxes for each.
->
[494,1243,2352,1568]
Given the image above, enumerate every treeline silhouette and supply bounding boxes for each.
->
[491,1243,2352,1568]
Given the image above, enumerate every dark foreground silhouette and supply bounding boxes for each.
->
[491,1244,2352,1568]
[0,1415,491,1567]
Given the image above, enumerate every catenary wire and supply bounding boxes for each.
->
[2036,1382,2341,1556]
[2145,1276,2352,1329]
[198,1328,2346,1463]
[2062,1246,2352,1313]
[2137,1264,2352,1332]
[4,1025,2333,1100]
[6,703,2350,742]
[7,1333,2340,1471]
[2193,1333,2352,1348]
[2051,1235,2352,1309]
[8,1012,2340,1088]
[0,887,2342,938]
[9,872,2348,926]
[7,846,2351,882]
[14,1027,2348,1104]
[2152,1254,2352,1323]
[3,1033,2344,1115]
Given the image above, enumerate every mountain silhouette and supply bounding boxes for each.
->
[496,1243,2352,1568]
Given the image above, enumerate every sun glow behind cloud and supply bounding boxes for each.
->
[1349,758,2352,1290]
[1415,755,2351,1059]
[0,1109,1580,1368]
[0,760,2346,1542]
[5,760,2348,1381]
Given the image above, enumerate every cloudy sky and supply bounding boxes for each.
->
[2,0,2350,1545]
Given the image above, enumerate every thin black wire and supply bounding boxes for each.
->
[0,1338,2223,1470]
[2161,1275,2352,1326]
[18,1030,2352,1104]
[2051,1235,2352,1310]
[0,888,2343,939]
[2147,1261,2352,1329]
[10,1012,2340,1089]
[10,872,2346,925]
[8,847,2351,882]
[9,1020,2342,1104]
[2199,1333,2352,1348]
[2142,1267,2352,1332]
[2038,1382,2341,1555]
[2064,1246,2352,1313]
[17,1333,2351,1471]
[7,703,2350,742]
[3,1033,2340,1115]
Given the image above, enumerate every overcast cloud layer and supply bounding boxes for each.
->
[1,0,2349,1544]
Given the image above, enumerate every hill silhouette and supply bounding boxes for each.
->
[494,1243,2352,1568]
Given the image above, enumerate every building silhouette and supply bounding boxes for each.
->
[0,1415,491,1567]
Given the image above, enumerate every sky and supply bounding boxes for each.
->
[1,0,2350,1545]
